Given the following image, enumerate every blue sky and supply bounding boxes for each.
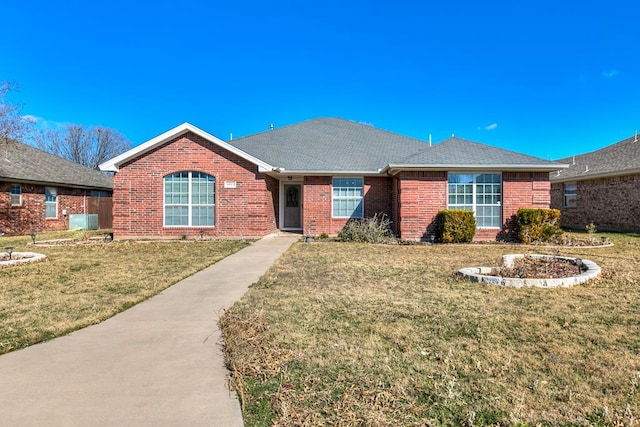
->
[2,0,638,160]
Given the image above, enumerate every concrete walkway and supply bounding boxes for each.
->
[0,233,299,426]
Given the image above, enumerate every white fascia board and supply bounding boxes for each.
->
[99,122,274,172]
[550,167,640,183]
[384,163,569,175]
[267,170,384,177]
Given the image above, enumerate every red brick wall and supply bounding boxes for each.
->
[501,172,551,239]
[0,183,100,235]
[302,176,392,236]
[551,174,640,232]
[396,171,448,240]
[396,171,551,241]
[112,132,278,239]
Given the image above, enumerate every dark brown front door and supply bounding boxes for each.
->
[283,184,301,229]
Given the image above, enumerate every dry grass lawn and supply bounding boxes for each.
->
[221,232,640,426]
[0,230,247,354]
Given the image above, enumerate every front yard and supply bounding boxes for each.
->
[221,233,640,426]
[0,231,247,354]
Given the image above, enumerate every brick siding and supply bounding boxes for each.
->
[395,171,551,241]
[302,176,393,236]
[551,174,640,232]
[0,183,102,235]
[112,132,278,239]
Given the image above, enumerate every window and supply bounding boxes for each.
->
[448,173,502,228]
[10,184,21,206]
[45,187,57,218]
[164,171,215,227]
[90,190,110,198]
[563,182,577,208]
[332,177,364,218]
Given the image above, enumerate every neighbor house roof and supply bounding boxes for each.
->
[0,140,113,190]
[550,135,640,182]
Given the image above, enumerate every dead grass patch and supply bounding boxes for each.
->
[221,233,640,426]
[0,230,247,354]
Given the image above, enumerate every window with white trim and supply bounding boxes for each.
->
[164,171,215,227]
[45,187,57,218]
[563,182,577,208]
[448,173,502,228]
[10,184,21,206]
[332,177,363,218]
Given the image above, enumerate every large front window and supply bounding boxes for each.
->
[45,187,57,218]
[448,173,502,228]
[332,177,363,218]
[164,172,215,227]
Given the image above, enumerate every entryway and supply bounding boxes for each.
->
[282,183,302,230]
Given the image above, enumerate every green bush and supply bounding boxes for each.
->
[516,208,562,244]
[337,213,394,243]
[435,210,476,243]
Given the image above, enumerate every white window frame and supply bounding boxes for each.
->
[45,187,57,219]
[448,172,502,229]
[563,182,577,208]
[10,184,21,206]
[163,171,216,227]
[332,177,364,218]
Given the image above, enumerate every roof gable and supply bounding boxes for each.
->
[0,140,112,189]
[551,135,640,182]
[99,122,274,173]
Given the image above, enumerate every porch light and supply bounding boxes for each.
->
[5,246,14,260]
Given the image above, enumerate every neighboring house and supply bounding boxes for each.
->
[99,118,566,241]
[0,140,113,235]
[550,134,640,232]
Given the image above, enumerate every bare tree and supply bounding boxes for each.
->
[0,81,34,144]
[36,124,131,169]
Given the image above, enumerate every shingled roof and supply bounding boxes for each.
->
[387,136,565,171]
[100,118,567,175]
[229,118,565,173]
[227,118,429,172]
[551,135,640,182]
[0,140,113,190]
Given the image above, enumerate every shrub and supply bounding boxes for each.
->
[516,208,562,244]
[337,213,394,243]
[435,210,476,243]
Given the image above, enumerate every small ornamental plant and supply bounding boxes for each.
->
[435,210,476,243]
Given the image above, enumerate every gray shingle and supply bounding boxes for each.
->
[227,118,429,172]
[551,135,640,182]
[398,137,565,168]
[0,140,113,189]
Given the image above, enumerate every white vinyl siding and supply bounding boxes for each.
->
[448,173,502,228]
[45,187,57,218]
[332,177,364,218]
[164,172,215,227]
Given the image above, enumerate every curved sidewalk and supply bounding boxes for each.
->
[0,233,299,426]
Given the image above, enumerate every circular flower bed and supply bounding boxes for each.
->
[457,254,601,288]
[0,251,47,267]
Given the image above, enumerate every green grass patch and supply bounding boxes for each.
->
[221,232,640,425]
[0,230,248,354]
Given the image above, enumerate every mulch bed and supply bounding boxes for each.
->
[493,256,582,279]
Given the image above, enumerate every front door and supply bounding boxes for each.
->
[283,184,302,229]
